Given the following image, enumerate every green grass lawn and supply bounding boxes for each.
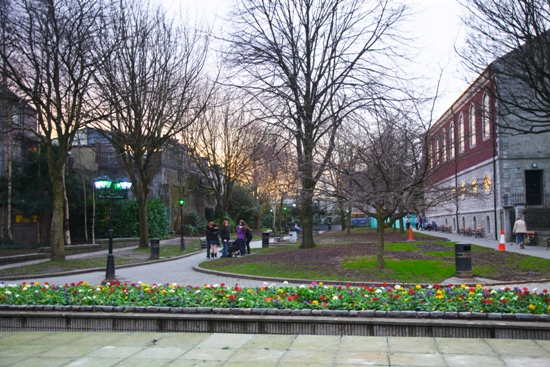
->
[199,229,550,283]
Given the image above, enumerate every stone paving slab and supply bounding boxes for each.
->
[1,331,550,366]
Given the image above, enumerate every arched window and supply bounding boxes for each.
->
[462,217,465,230]
[449,122,455,159]
[453,218,456,231]
[486,215,491,234]
[435,139,440,165]
[471,178,477,194]
[482,93,490,139]
[442,129,447,161]
[428,142,433,168]
[473,216,477,229]
[459,114,465,152]
[469,104,476,147]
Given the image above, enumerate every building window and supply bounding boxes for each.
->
[435,139,440,165]
[449,122,455,159]
[442,129,447,161]
[428,142,433,168]
[471,178,477,194]
[525,170,542,205]
[469,104,476,147]
[482,93,490,139]
[486,215,491,234]
[459,114,465,152]
[460,182,466,198]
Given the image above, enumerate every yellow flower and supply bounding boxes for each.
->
[312,300,319,305]
[529,304,536,310]
[460,284,466,289]
[319,282,323,286]
[34,282,40,286]
[415,285,422,290]
[476,284,482,289]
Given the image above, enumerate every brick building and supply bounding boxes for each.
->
[425,64,550,242]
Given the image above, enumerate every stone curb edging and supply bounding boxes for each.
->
[193,265,550,289]
[1,304,549,322]
[1,309,550,340]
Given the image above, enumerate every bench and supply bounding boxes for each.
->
[199,237,207,248]
[272,233,285,242]
[525,230,536,246]
[459,227,471,236]
[474,228,484,238]
[443,225,452,233]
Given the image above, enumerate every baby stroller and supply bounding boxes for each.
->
[227,241,240,258]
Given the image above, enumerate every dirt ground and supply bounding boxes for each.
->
[208,229,550,282]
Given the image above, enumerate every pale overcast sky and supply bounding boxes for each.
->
[162,0,471,118]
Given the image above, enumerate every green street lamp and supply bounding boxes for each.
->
[179,198,185,251]
[283,206,287,233]
[94,176,132,284]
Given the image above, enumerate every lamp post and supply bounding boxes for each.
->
[94,176,132,284]
[292,203,296,224]
[283,206,287,232]
[179,198,185,251]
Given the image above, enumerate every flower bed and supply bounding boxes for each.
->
[1,280,549,315]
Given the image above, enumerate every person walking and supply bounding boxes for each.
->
[220,220,231,258]
[414,216,419,230]
[513,216,527,249]
[236,220,248,256]
[206,222,219,259]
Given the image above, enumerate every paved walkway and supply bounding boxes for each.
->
[1,331,550,366]
[2,231,550,366]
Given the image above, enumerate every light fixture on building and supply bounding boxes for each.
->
[532,162,538,168]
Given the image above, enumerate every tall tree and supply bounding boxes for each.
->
[460,0,550,133]
[184,90,268,221]
[94,0,210,248]
[224,0,408,249]
[0,0,107,260]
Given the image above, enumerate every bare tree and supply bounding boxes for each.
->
[459,0,550,134]
[93,0,210,249]
[224,0,408,249]
[184,91,269,221]
[337,107,453,269]
[0,0,107,260]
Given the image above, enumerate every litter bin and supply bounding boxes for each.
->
[289,231,297,243]
[262,231,270,248]
[455,243,472,278]
[150,238,160,260]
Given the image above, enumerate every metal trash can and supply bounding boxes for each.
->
[455,243,472,278]
[289,231,297,243]
[262,231,270,248]
[150,238,160,259]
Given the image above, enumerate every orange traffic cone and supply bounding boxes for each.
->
[498,229,506,251]
[407,226,414,241]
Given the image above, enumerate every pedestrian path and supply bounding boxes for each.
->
[1,331,550,366]
[0,238,292,288]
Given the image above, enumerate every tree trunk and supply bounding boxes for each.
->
[63,163,71,246]
[376,220,386,269]
[299,178,316,249]
[50,173,66,261]
[137,193,149,249]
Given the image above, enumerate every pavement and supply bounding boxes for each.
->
[2,231,550,366]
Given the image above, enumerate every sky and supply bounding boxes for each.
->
[162,0,472,119]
